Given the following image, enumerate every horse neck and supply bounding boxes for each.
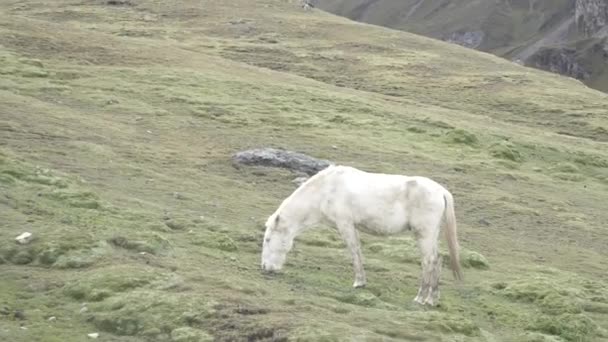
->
[281,180,323,237]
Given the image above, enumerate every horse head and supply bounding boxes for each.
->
[261,213,294,273]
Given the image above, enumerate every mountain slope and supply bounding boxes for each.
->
[1,0,608,341]
[318,0,608,92]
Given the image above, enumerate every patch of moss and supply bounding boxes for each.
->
[107,235,167,255]
[11,250,34,265]
[490,141,523,162]
[216,235,238,251]
[63,270,154,302]
[582,302,608,314]
[22,174,68,188]
[171,327,213,342]
[19,66,49,78]
[193,233,238,252]
[0,173,16,184]
[529,313,598,341]
[89,291,217,338]
[95,316,141,336]
[461,250,490,270]
[334,290,379,307]
[37,245,65,265]
[446,128,479,146]
[407,126,426,133]
[42,189,101,209]
[0,245,18,262]
[552,173,585,182]
[573,153,608,167]
[165,219,189,231]
[521,332,566,342]
[366,239,420,264]
[498,277,584,314]
[423,312,480,336]
[551,163,579,173]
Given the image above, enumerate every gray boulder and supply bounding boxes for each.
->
[232,148,332,176]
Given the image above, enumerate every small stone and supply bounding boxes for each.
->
[48,316,57,322]
[88,333,99,339]
[20,326,28,330]
[331,145,338,149]
[479,218,491,226]
[15,232,33,244]
[14,310,25,320]
[230,256,236,261]
[80,306,89,314]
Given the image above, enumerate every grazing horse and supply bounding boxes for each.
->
[260,165,463,306]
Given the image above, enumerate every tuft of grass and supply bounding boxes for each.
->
[108,235,169,255]
[423,312,480,336]
[193,232,239,252]
[461,250,490,270]
[490,141,523,162]
[41,189,101,209]
[63,268,155,302]
[170,327,214,342]
[552,173,585,182]
[446,128,479,146]
[551,163,580,174]
[334,290,380,307]
[529,314,599,341]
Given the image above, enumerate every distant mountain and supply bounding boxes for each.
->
[318,0,608,92]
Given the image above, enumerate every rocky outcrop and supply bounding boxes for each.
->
[444,31,485,49]
[232,148,332,176]
[528,47,589,80]
[576,0,608,37]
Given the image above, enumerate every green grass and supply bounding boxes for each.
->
[0,1,608,341]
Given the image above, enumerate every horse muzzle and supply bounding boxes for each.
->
[261,262,279,274]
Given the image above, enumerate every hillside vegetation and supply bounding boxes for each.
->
[1,0,608,341]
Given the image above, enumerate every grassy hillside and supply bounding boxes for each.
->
[1,0,608,341]
[318,0,608,92]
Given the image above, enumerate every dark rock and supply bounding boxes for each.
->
[14,310,25,320]
[479,218,491,226]
[444,30,485,48]
[528,47,590,80]
[232,148,332,176]
[576,0,608,38]
[106,0,132,6]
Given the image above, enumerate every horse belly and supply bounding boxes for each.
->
[355,205,408,235]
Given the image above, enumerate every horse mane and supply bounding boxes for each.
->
[274,164,337,216]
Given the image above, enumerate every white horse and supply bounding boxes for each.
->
[261,165,463,306]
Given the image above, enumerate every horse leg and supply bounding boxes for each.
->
[336,221,367,288]
[414,228,441,306]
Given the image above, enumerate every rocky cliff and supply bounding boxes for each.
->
[576,0,608,37]
[319,0,608,92]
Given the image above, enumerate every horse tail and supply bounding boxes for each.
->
[443,190,463,281]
